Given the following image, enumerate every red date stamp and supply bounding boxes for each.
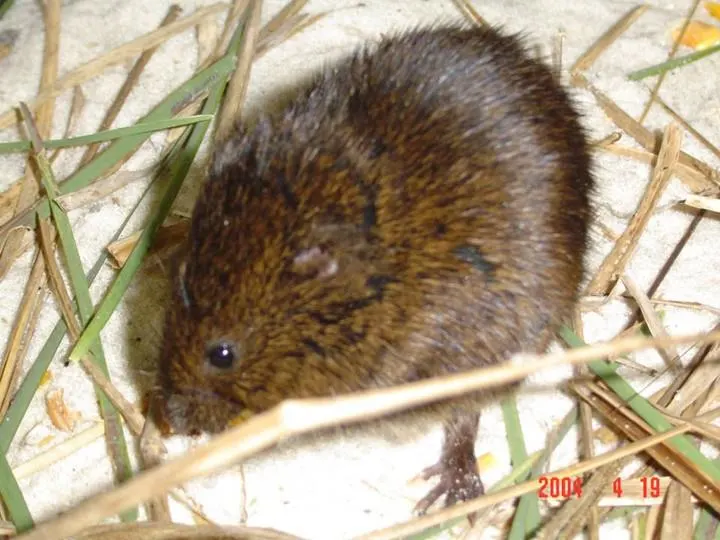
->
[538,475,583,499]
[612,476,663,498]
[537,475,664,501]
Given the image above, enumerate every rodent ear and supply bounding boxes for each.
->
[291,246,339,280]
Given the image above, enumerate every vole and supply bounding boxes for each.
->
[154,22,593,515]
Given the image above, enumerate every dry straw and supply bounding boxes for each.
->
[14,329,720,540]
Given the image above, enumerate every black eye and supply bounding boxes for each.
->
[205,340,239,370]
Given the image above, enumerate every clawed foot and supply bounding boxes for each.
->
[413,411,484,523]
[413,454,484,517]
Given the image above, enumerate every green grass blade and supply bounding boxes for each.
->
[628,42,720,81]
[503,396,541,539]
[0,43,199,457]
[0,55,236,234]
[0,451,32,533]
[28,134,138,522]
[0,164,161,455]
[46,200,137,523]
[0,140,32,153]
[0,115,213,154]
[68,88,222,363]
[0,3,253,239]
[67,9,254,363]
[559,327,720,482]
[0,0,13,20]
[57,61,232,197]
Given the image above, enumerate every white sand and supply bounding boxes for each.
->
[0,1,718,538]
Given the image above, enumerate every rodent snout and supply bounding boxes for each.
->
[160,387,245,435]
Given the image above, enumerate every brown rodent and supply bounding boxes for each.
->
[155,23,593,514]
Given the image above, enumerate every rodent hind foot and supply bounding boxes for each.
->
[413,411,484,522]
[413,456,484,519]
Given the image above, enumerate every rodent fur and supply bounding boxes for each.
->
[155,22,594,511]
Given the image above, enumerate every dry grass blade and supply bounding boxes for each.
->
[658,321,720,412]
[168,3,313,136]
[78,359,145,435]
[215,0,252,61]
[571,312,601,540]
[49,86,86,164]
[451,0,487,27]
[68,522,304,540]
[196,13,221,65]
[586,123,682,296]
[0,0,61,279]
[683,194,720,214]
[260,0,306,36]
[663,411,720,443]
[2,147,163,262]
[683,378,720,418]
[576,381,720,513]
[0,520,15,536]
[624,205,707,338]
[0,212,24,261]
[621,273,680,373]
[0,267,45,404]
[638,0,702,123]
[37,217,76,331]
[542,376,656,539]
[651,91,720,162]
[591,131,623,147]
[15,329,720,540]
[256,12,326,57]
[139,411,171,522]
[644,298,720,316]
[659,481,693,540]
[215,0,262,141]
[0,181,22,226]
[79,5,183,166]
[0,250,47,417]
[599,144,712,190]
[573,73,718,191]
[0,3,228,131]
[13,424,104,480]
[107,219,188,268]
[166,488,217,525]
[56,167,155,213]
[571,4,649,74]
[596,321,658,372]
[646,505,663,539]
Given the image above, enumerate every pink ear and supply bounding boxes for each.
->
[292,247,338,279]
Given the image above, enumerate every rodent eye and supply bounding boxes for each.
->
[205,340,239,370]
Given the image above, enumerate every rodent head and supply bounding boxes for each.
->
[155,119,392,435]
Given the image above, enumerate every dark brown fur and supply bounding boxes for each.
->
[155,23,593,513]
